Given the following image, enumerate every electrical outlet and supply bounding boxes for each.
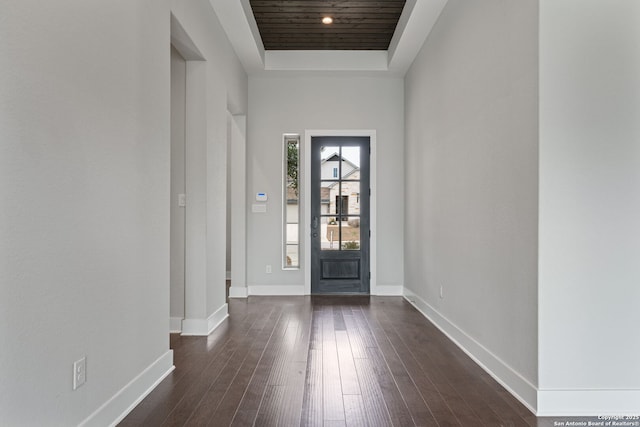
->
[266,265,272,274]
[439,285,444,299]
[73,357,86,390]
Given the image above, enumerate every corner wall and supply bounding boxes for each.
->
[170,0,247,335]
[0,1,172,424]
[0,0,247,424]
[171,0,247,327]
[538,0,640,415]
[404,0,539,410]
[170,45,187,325]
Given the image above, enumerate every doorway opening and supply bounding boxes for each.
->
[169,14,205,334]
[225,112,248,300]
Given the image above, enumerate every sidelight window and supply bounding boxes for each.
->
[283,134,300,269]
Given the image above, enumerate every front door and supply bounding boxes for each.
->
[311,136,370,294]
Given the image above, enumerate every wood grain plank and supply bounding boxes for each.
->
[301,348,323,427]
[380,301,485,426]
[322,306,345,422]
[120,329,236,426]
[335,331,360,395]
[342,394,366,427]
[232,305,289,425]
[161,339,243,426]
[364,346,414,426]
[119,296,537,427]
[204,347,263,426]
[372,303,462,426]
[367,304,448,425]
[342,307,367,360]
[278,360,307,426]
[162,306,276,427]
[353,356,393,427]
[183,339,254,425]
[351,306,378,349]
[250,1,405,7]
[249,0,405,50]
[254,385,286,426]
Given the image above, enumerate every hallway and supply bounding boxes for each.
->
[120,296,535,426]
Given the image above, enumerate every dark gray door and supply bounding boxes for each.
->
[311,136,370,294]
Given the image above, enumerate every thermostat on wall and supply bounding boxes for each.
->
[256,192,268,202]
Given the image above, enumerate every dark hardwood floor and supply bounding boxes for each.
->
[119,296,536,426]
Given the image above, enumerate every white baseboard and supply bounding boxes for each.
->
[248,285,306,296]
[373,285,403,296]
[537,389,640,416]
[243,284,400,297]
[169,317,183,333]
[207,303,228,334]
[181,317,207,336]
[403,287,537,414]
[229,286,248,298]
[181,303,229,336]
[79,350,174,427]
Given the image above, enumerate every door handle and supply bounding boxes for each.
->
[312,216,318,229]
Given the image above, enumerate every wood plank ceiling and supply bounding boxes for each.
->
[249,0,407,50]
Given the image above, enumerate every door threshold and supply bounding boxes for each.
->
[310,293,370,296]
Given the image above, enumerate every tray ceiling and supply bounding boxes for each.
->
[249,0,407,50]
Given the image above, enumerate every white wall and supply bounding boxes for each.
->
[404,0,539,410]
[170,0,248,334]
[0,1,171,424]
[170,45,186,322]
[538,0,640,415]
[229,114,247,295]
[226,113,232,277]
[0,0,246,424]
[247,75,404,293]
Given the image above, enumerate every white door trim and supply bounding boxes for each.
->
[304,130,377,295]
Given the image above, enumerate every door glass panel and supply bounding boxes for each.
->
[338,181,360,217]
[320,145,341,180]
[336,195,349,219]
[318,145,362,251]
[323,218,340,251]
[321,181,339,215]
[342,217,361,250]
[341,146,360,179]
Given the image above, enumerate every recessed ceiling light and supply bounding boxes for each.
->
[322,16,333,25]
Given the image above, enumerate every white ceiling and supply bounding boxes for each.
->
[210,0,449,77]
